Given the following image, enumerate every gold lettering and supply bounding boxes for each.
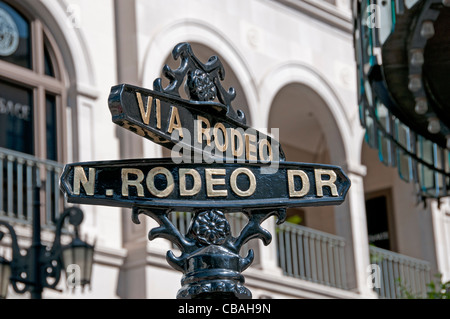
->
[73,166,95,196]
[213,122,228,152]
[136,92,152,125]
[230,168,256,197]
[197,116,211,145]
[167,106,184,138]
[245,134,257,161]
[258,139,273,162]
[315,169,338,197]
[121,168,144,197]
[146,167,174,198]
[231,129,244,157]
[288,170,310,198]
[179,168,201,196]
[156,98,161,129]
[205,169,227,197]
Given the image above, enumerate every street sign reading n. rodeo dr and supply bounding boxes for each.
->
[60,42,351,299]
[60,159,350,210]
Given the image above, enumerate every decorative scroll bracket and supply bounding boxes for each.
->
[132,206,286,299]
[153,42,246,124]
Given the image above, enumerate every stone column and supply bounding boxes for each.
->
[335,163,377,297]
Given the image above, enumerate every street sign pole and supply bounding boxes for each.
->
[60,42,351,299]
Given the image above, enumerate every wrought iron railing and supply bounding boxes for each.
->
[276,222,348,290]
[369,245,431,299]
[0,147,65,227]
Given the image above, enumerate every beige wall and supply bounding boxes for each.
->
[362,143,438,272]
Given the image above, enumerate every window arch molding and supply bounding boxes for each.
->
[15,0,97,90]
[0,0,98,163]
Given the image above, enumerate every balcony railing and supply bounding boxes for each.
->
[152,210,434,298]
[0,147,65,228]
[276,222,348,290]
[369,246,432,299]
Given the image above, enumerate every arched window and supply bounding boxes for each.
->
[0,0,66,162]
[0,0,67,225]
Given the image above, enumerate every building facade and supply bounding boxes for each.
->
[0,0,448,299]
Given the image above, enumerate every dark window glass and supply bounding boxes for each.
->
[0,79,33,155]
[46,94,57,160]
[0,1,31,69]
[44,43,55,77]
[365,195,391,250]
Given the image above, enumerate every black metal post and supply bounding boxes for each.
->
[30,184,43,299]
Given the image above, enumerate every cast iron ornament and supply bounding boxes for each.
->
[132,207,285,299]
[191,210,230,246]
[154,42,245,124]
[61,42,351,299]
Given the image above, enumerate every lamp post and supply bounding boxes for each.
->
[0,256,10,299]
[0,183,94,299]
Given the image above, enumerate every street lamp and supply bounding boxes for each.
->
[0,186,95,299]
[61,228,95,288]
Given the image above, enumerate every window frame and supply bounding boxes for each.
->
[365,188,398,252]
[0,0,67,163]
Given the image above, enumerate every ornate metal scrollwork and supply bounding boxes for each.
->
[132,207,286,299]
[187,69,218,102]
[60,40,351,300]
[153,42,246,124]
[190,210,230,246]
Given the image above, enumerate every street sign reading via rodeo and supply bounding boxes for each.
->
[60,42,351,299]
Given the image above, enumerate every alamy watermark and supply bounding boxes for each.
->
[66,264,81,289]
[169,124,281,174]
[66,4,81,29]
[367,264,381,289]
[365,4,386,29]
